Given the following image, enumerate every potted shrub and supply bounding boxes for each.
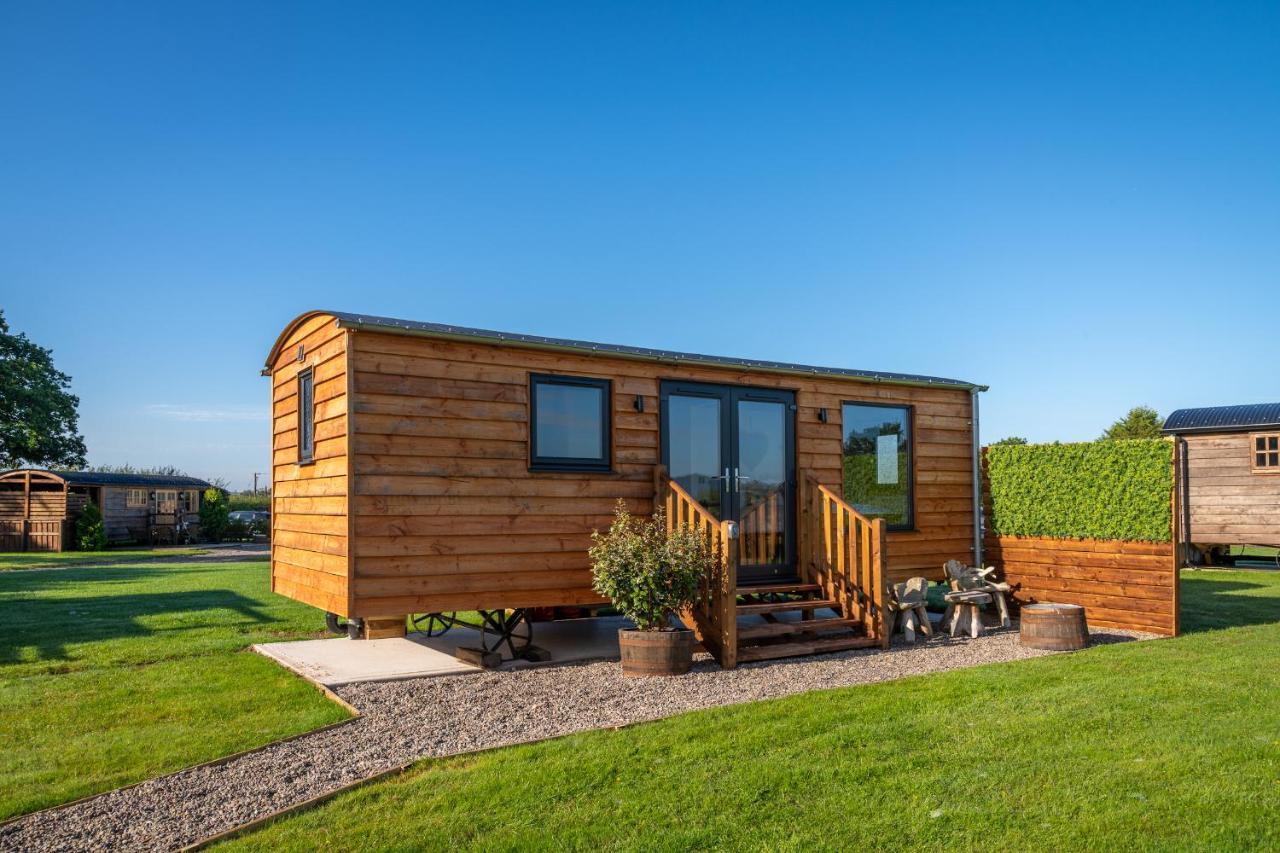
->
[589,501,712,676]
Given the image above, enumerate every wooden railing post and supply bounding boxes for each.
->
[719,519,738,669]
[871,518,888,649]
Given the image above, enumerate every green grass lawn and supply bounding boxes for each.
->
[0,547,206,571]
[223,570,1280,852]
[0,559,349,820]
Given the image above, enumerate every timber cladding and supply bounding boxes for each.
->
[983,535,1178,636]
[267,312,980,621]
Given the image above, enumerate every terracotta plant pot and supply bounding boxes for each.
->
[617,628,695,676]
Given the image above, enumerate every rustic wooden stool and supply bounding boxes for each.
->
[887,576,933,643]
[943,589,991,638]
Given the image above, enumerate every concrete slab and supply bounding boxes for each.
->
[254,616,630,687]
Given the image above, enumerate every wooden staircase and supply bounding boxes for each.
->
[734,582,880,662]
[655,467,890,669]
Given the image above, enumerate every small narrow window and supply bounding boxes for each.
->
[298,368,315,464]
[126,488,147,508]
[529,373,611,472]
[841,402,915,530]
[1253,433,1280,472]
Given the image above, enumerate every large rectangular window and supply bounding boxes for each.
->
[841,402,913,530]
[298,368,314,464]
[529,373,611,472]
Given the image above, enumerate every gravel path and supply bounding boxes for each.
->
[0,626,1152,851]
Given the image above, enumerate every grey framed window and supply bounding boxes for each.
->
[529,373,611,472]
[841,402,914,530]
[298,368,314,465]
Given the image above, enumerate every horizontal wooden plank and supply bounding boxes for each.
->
[274,544,348,576]
[354,495,649,516]
[274,528,348,558]
[356,513,616,537]
[274,512,348,536]
[355,568,593,597]
[354,532,593,558]
[355,551,590,577]
[354,475,653,499]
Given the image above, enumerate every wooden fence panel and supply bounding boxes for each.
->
[985,535,1177,635]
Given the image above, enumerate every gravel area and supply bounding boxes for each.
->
[1,625,1153,851]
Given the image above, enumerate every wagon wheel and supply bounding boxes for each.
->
[409,612,457,637]
[478,609,532,657]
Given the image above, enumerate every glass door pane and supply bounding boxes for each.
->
[735,398,788,572]
[666,393,725,519]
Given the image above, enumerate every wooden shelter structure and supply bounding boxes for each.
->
[1163,403,1280,562]
[264,310,987,667]
[0,469,210,550]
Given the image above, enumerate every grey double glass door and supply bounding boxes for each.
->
[660,381,797,584]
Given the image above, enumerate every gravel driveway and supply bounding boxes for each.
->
[0,626,1151,851]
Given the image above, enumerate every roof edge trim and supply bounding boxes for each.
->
[301,311,987,392]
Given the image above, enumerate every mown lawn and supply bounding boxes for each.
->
[223,570,1280,852]
[0,547,205,571]
[0,559,349,820]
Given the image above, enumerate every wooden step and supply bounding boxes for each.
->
[737,635,881,663]
[737,618,860,641]
[736,598,840,616]
[735,583,822,597]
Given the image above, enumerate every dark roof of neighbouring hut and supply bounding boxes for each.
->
[264,310,988,392]
[0,469,212,489]
[1161,403,1280,435]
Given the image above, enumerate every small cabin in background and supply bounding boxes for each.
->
[1162,403,1280,563]
[0,470,211,551]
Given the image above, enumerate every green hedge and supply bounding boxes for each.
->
[985,439,1173,542]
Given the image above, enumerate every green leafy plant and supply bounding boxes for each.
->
[589,501,711,631]
[991,436,1029,446]
[198,488,230,542]
[74,501,108,551]
[985,439,1173,542]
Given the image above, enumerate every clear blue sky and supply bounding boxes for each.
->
[2,2,1276,488]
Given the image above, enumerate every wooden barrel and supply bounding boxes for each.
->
[618,629,695,676]
[1020,603,1089,650]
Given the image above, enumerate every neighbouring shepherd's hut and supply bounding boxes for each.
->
[264,311,987,667]
[1162,403,1280,563]
[0,469,210,550]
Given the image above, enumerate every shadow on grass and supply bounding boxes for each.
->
[1179,573,1280,633]
[0,589,274,665]
[0,565,209,592]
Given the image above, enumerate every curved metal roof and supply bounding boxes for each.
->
[0,469,211,488]
[264,310,987,392]
[1162,403,1280,434]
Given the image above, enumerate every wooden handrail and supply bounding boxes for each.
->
[800,472,889,649]
[654,465,738,668]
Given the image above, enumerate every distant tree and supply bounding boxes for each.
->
[0,310,87,469]
[75,501,108,551]
[990,436,1029,446]
[1101,406,1163,441]
[199,487,230,542]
